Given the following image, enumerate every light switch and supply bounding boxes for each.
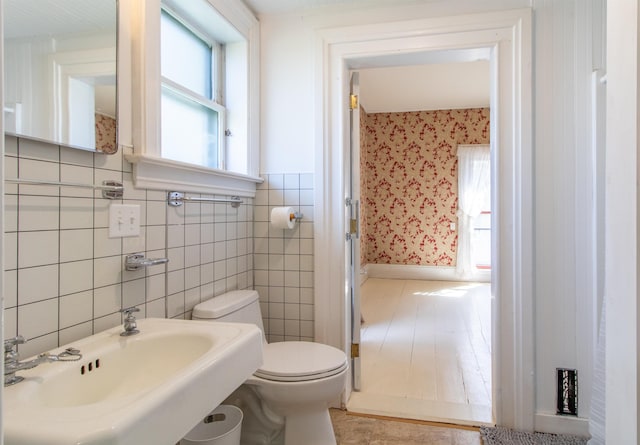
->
[109,204,141,238]
[450,222,456,231]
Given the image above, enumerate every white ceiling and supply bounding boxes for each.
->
[359,61,490,113]
[4,0,115,39]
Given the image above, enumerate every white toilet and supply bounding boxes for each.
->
[192,290,348,445]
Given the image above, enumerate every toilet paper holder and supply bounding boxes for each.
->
[271,207,304,229]
[290,211,304,222]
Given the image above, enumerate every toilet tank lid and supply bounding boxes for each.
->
[193,290,259,319]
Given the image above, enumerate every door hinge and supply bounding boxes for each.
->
[346,218,358,241]
[349,94,358,110]
[345,198,360,241]
[351,343,360,358]
[349,218,358,235]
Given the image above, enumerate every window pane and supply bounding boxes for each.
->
[161,89,219,168]
[473,213,491,267]
[473,229,491,266]
[161,11,212,98]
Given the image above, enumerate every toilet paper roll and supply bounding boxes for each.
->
[271,207,296,229]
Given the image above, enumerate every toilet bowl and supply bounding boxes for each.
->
[192,290,348,445]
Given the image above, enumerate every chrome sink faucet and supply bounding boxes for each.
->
[120,307,141,336]
[4,336,82,386]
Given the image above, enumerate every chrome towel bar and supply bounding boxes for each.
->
[5,179,123,199]
[167,191,242,208]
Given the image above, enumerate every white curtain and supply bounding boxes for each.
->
[456,144,490,278]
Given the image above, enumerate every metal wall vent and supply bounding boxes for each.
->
[556,368,578,416]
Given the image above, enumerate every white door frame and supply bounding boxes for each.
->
[313,9,533,429]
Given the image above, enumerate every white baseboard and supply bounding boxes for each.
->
[363,263,490,283]
[360,267,368,285]
[534,413,590,437]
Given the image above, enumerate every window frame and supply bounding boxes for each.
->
[160,80,227,168]
[122,0,262,196]
[473,210,492,269]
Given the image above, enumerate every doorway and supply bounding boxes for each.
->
[314,8,533,430]
[348,64,493,425]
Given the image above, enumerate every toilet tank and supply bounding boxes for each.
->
[192,290,266,340]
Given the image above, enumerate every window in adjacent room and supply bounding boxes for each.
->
[456,144,491,277]
[474,210,491,269]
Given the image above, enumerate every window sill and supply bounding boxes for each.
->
[125,154,263,196]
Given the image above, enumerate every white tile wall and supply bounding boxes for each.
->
[3,135,255,358]
[254,173,314,342]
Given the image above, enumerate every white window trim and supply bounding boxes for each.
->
[124,153,260,196]
[123,0,261,196]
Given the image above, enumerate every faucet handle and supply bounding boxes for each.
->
[119,307,141,336]
[120,307,140,318]
[4,335,26,353]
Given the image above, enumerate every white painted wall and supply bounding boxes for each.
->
[532,0,604,432]
[605,1,639,442]
[259,0,604,433]
[260,14,315,173]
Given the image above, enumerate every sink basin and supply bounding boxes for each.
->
[3,318,263,445]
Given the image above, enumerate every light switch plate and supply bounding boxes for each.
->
[109,204,141,238]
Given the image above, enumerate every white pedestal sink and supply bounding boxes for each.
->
[3,318,263,445]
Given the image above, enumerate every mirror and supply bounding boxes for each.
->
[3,0,117,153]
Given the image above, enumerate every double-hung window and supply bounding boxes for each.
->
[160,9,224,169]
[124,0,260,195]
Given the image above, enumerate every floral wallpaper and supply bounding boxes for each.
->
[95,113,117,154]
[360,107,490,267]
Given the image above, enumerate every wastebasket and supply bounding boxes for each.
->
[180,405,243,445]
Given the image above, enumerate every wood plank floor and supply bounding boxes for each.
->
[347,278,492,426]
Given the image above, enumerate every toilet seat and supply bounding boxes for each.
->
[254,341,348,382]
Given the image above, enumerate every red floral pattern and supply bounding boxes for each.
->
[95,113,117,154]
[360,108,490,266]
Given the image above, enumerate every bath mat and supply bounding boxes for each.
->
[480,426,589,445]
